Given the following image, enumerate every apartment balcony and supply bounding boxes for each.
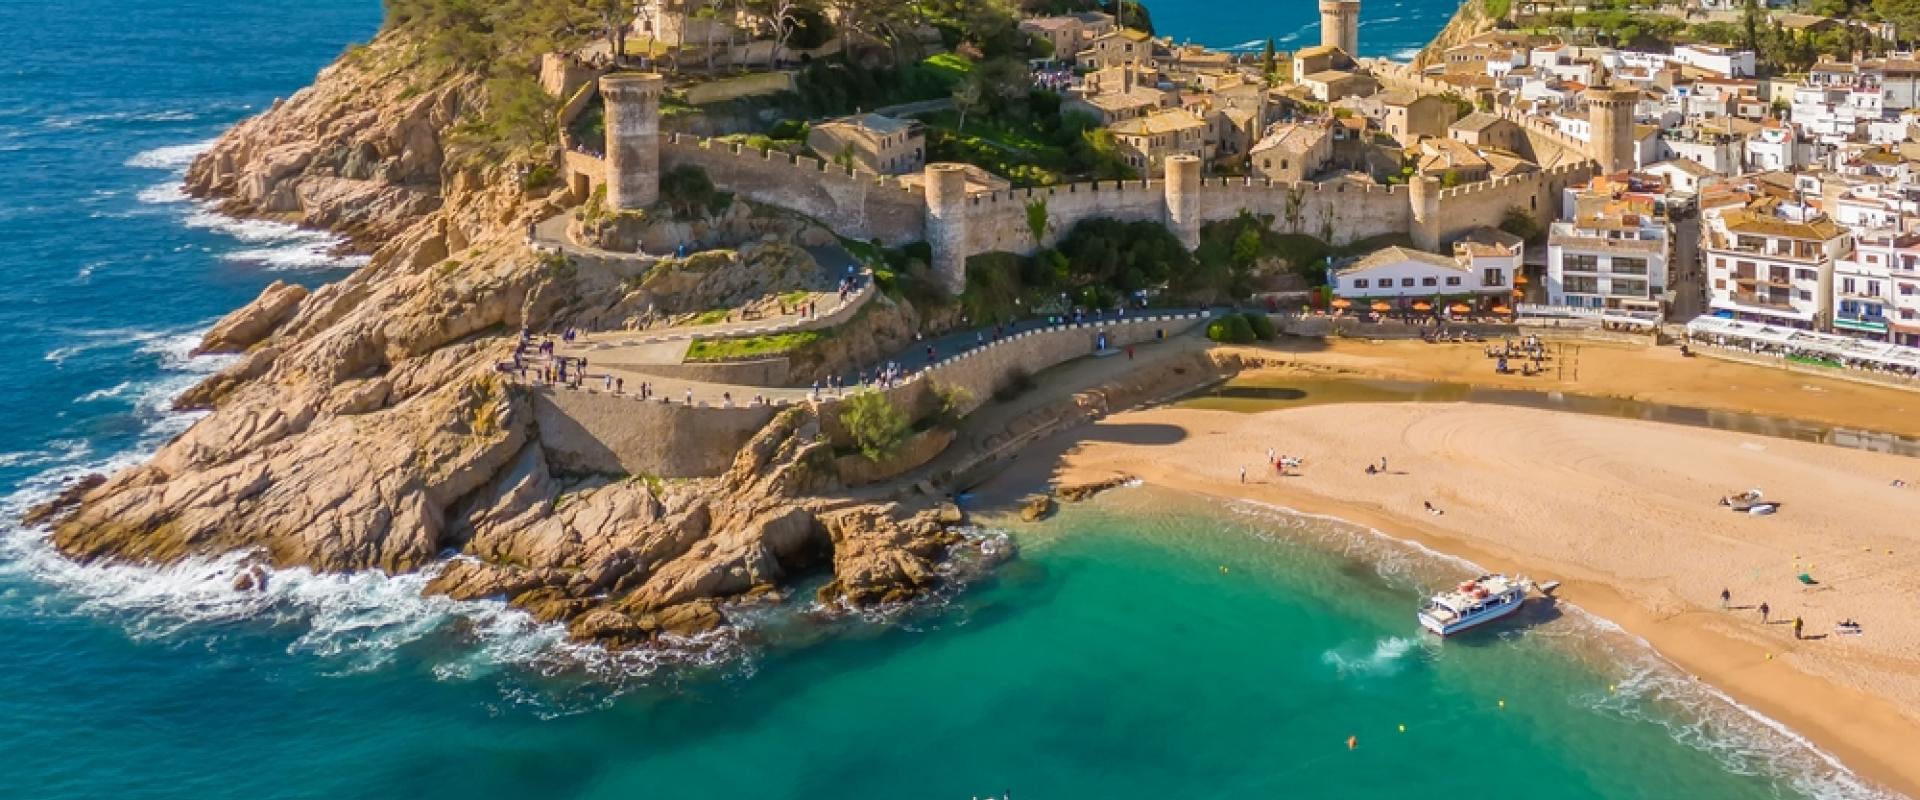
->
[1731,291,1797,311]
[1833,312,1891,335]
[1733,275,1793,290]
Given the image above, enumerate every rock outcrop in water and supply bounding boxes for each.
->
[31,23,979,648]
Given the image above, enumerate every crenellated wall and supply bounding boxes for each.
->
[659,133,927,246]
[585,73,1599,279]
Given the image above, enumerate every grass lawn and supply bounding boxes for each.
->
[689,308,732,325]
[685,331,822,362]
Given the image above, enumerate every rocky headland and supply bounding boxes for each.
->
[28,24,993,651]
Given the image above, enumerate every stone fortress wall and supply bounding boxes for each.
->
[598,70,1610,294]
[530,312,1208,478]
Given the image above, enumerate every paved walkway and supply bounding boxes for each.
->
[508,308,1213,407]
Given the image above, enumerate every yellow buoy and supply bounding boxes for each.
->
[1398,724,1406,733]
[1608,684,1616,693]
[1220,565,1229,574]
[1498,699,1506,709]
[1347,735,1358,751]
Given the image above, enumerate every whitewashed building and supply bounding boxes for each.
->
[1547,211,1670,318]
[1703,204,1853,330]
[1332,246,1514,303]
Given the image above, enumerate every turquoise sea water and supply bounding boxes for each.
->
[0,2,1898,798]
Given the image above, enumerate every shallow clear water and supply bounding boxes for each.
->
[0,2,1899,799]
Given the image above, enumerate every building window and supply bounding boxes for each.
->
[1796,269,1817,282]
[1567,254,1599,272]
[1446,276,1461,286]
[1354,278,1370,288]
[1843,277,1856,294]
[1420,277,1436,287]
[1401,278,1416,287]
[1482,268,1505,287]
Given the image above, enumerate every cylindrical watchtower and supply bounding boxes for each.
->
[1586,86,1639,175]
[1320,0,1360,56]
[1164,155,1202,252]
[601,73,665,210]
[924,163,971,296]
[1409,174,1442,252]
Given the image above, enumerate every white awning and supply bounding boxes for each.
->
[1685,315,1920,371]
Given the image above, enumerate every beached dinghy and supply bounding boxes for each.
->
[1719,489,1779,514]
[1418,575,1533,636]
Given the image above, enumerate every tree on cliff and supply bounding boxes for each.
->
[1875,0,1920,45]
[841,391,910,462]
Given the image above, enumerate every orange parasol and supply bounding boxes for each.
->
[1493,304,1512,314]
[1449,303,1470,313]
[1370,301,1391,312]
[1412,301,1433,311]
[1331,298,1352,309]
[1514,273,1530,285]
[1511,288,1525,298]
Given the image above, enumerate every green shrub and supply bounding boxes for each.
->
[768,119,808,140]
[840,390,909,462]
[1242,312,1277,341]
[1207,316,1256,344]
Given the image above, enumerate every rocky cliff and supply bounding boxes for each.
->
[1415,0,1501,70]
[34,22,981,650]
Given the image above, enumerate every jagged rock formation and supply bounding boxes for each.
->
[1414,0,1500,70]
[33,24,978,649]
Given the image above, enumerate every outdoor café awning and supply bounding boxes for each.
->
[1685,315,1920,371]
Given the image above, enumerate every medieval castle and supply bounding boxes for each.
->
[571,1,1637,294]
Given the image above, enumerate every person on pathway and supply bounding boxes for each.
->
[685,388,694,405]
[1793,617,1804,639]
[1720,588,1731,609]
[615,377,624,394]
[1126,345,1134,360]
[1759,602,1770,623]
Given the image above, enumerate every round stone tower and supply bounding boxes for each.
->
[1585,86,1639,175]
[600,73,665,211]
[924,163,971,296]
[1409,174,1443,252]
[1320,0,1360,56]
[1163,155,1202,252]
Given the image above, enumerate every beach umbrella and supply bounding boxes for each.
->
[1412,301,1432,311]
[1493,304,1512,314]
[1511,288,1525,298]
[1370,301,1391,312]
[1331,298,1352,309]
[1514,273,1529,285]
[1450,303,1470,313]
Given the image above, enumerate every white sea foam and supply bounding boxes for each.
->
[1222,498,1899,800]
[1391,47,1422,60]
[136,182,189,205]
[125,139,216,170]
[1321,635,1424,678]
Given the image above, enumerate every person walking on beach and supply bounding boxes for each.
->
[1759,602,1770,623]
[1239,466,1246,484]
[1792,616,1804,640]
[1379,456,1388,473]
[1719,588,1730,609]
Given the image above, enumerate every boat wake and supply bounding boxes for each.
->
[1321,635,1426,678]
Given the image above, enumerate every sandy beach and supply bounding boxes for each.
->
[1208,338,1920,438]
[957,336,1920,797]
[1016,398,1920,797]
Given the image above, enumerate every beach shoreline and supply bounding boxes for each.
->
[974,394,1920,799]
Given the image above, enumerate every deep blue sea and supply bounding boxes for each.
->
[0,2,1899,799]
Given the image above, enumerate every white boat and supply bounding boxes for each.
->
[1418,574,1532,636]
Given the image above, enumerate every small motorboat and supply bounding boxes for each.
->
[1720,489,1777,514]
[1418,574,1533,636]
